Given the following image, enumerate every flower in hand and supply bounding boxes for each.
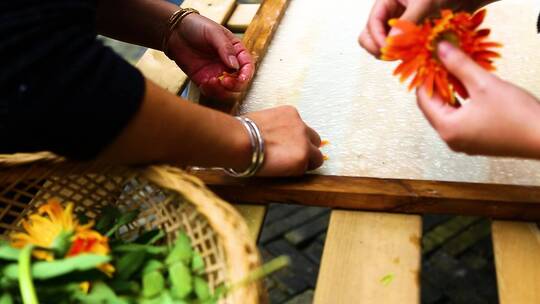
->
[381,9,501,106]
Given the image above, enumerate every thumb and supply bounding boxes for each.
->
[210,30,240,70]
[437,41,493,92]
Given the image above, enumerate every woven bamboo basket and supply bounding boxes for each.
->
[0,152,263,303]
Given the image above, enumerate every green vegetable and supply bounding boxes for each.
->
[0,293,13,304]
[191,252,205,275]
[142,271,165,298]
[169,262,192,299]
[142,260,164,275]
[3,254,111,281]
[32,254,110,280]
[94,206,121,234]
[116,251,147,280]
[105,210,140,237]
[74,281,128,304]
[18,246,38,304]
[380,273,395,286]
[134,229,165,245]
[50,231,74,258]
[113,244,167,255]
[0,244,20,261]
[193,276,210,300]
[166,232,192,265]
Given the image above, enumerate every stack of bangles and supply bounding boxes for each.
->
[161,8,200,57]
[224,117,265,178]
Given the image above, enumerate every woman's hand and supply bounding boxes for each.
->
[241,106,325,176]
[358,0,489,57]
[167,14,254,102]
[416,41,540,159]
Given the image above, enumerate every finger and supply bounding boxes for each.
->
[400,2,429,23]
[367,2,391,48]
[416,86,456,130]
[307,144,324,171]
[306,125,322,147]
[199,77,239,102]
[209,29,240,70]
[358,29,381,57]
[437,41,494,92]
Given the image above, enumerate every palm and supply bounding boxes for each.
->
[167,14,253,101]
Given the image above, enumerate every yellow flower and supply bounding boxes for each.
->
[10,199,114,276]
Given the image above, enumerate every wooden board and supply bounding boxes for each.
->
[194,171,540,220]
[234,204,266,241]
[227,4,261,32]
[135,0,236,94]
[239,0,540,186]
[314,211,421,303]
[492,221,540,304]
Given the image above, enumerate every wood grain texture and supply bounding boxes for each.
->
[201,0,290,113]
[234,204,267,241]
[194,171,540,220]
[240,0,540,186]
[314,211,421,304]
[135,0,237,93]
[226,4,260,32]
[492,221,540,304]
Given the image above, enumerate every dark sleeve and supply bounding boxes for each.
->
[0,1,145,160]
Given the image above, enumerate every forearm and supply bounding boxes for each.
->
[96,0,177,50]
[99,78,251,170]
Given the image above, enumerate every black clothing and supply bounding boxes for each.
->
[0,0,144,159]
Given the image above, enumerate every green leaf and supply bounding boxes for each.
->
[165,232,192,265]
[380,273,395,286]
[142,271,165,298]
[142,260,164,275]
[0,246,20,261]
[108,280,140,294]
[191,252,205,275]
[194,276,211,300]
[18,245,38,304]
[50,230,74,258]
[113,244,167,255]
[2,264,17,281]
[95,206,121,234]
[0,293,13,304]
[74,281,128,304]
[105,210,140,237]
[168,262,192,299]
[32,254,111,280]
[116,250,147,280]
[134,229,165,245]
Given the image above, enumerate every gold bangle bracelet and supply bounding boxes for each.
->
[161,8,200,57]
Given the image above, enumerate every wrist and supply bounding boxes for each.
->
[222,116,253,172]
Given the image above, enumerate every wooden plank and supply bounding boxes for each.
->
[234,204,266,241]
[226,4,261,32]
[135,0,237,94]
[201,0,290,113]
[194,171,540,221]
[492,221,540,304]
[314,211,421,303]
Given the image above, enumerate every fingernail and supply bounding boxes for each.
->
[228,56,239,70]
[437,41,454,59]
[388,28,402,37]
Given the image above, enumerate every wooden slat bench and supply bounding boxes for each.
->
[136,0,540,303]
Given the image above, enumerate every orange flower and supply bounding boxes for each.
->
[10,199,114,276]
[381,9,501,106]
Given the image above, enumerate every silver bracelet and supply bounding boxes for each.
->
[224,117,265,178]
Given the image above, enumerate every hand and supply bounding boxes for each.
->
[358,0,486,57]
[241,106,324,176]
[416,41,540,159]
[167,14,254,102]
